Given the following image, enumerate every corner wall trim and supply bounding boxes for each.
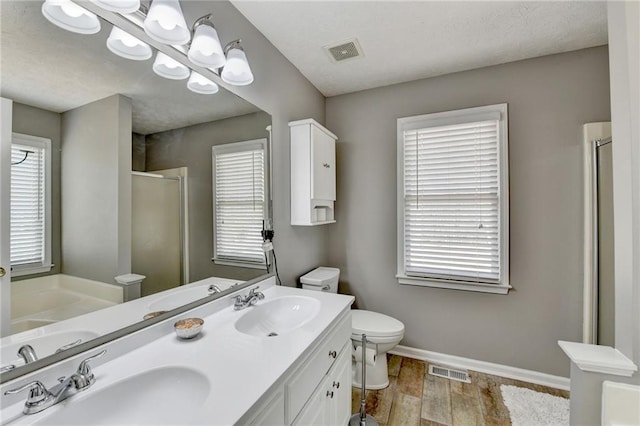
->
[389,345,570,391]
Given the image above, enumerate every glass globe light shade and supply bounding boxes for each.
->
[152,52,190,80]
[188,24,226,69]
[221,48,254,86]
[187,71,219,95]
[107,27,152,61]
[41,0,101,34]
[143,0,190,45]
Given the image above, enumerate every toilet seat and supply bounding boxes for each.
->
[351,310,404,343]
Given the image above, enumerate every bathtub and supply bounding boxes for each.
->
[11,274,123,333]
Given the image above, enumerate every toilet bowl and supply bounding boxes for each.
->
[300,267,405,390]
[351,310,404,389]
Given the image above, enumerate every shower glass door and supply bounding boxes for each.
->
[132,172,184,297]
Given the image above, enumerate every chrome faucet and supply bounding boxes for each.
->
[208,284,222,294]
[17,345,38,364]
[4,350,106,415]
[233,287,265,310]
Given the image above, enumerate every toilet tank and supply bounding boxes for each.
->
[300,267,340,293]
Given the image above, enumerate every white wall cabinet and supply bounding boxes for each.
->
[290,119,337,226]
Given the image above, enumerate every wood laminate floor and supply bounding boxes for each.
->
[350,355,570,426]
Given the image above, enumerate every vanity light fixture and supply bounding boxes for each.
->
[221,40,254,86]
[187,71,219,95]
[187,14,226,69]
[90,0,140,14]
[152,51,190,80]
[41,0,101,34]
[143,0,190,45]
[106,27,152,60]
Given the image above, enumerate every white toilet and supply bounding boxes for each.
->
[300,267,405,390]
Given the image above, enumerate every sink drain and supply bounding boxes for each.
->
[267,332,279,337]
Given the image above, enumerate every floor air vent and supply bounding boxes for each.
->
[428,365,471,383]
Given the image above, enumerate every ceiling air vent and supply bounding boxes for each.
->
[324,38,364,63]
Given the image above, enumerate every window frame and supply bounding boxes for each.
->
[10,132,53,277]
[211,138,267,270]
[396,104,510,294]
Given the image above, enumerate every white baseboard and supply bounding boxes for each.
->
[389,345,570,391]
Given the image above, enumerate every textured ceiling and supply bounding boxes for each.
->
[230,1,608,97]
[0,1,260,135]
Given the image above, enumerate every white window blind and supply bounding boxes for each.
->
[212,139,266,266]
[397,104,509,292]
[10,134,51,271]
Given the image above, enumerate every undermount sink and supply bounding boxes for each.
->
[234,296,321,337]
[31,367,210,425]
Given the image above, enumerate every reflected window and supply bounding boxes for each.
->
[10,133,52,276]
[212,138,267,269]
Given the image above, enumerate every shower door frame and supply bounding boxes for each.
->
[582,122,613,345]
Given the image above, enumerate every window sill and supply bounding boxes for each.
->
[397,275,511,294]
[212,258,267,270]
[11,264,54,277]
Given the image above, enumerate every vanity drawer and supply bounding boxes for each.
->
[286,311,351,423]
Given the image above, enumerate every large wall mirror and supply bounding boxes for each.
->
[0,0,272,380]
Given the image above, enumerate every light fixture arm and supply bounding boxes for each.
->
[224,39,243,55]
[192,13,215,32]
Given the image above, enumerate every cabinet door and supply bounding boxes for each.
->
[328,345,352,426]
[244,389,285,425]
[311,126,335,201]
[292,381,328,426]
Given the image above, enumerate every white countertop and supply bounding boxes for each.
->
[1,280,355,425]
[0,276,243,370]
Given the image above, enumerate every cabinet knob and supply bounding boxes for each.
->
[332,381,340,389]
[0,267,5,277]
[326,390,334,399]
[328,350,337,359]
[323,163,330,168]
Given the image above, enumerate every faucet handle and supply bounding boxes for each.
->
[74,350,106,390]
[249,287,264,299]
[4,381,49,404]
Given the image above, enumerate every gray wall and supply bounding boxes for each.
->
[61,94,132,284]
[132,133,145,172]
[11,103,61,279]
[145,111,271,283]
[193,1,328,286]
[325,46,610,377]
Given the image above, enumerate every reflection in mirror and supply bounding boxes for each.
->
[0,0,271,379]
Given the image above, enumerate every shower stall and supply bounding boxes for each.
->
[132,168,188,297]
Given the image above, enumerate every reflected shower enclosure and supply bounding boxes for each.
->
[132,169,188,297]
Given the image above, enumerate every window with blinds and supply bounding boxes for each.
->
[397,104,510,294]
[10,133,52,275]
[212,139,267,267]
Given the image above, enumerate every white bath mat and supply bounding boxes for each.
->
[500,384,570,426]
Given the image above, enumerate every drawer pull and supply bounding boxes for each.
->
[323,163,330,168]
[332,381,340,389]
[326,390,334,398]
[328,350,337,359]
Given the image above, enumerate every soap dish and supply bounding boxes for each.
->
[174,318,204,339]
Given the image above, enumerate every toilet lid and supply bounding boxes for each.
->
[352,310,404,338]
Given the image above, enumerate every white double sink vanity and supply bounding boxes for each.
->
[0,276,355,425]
